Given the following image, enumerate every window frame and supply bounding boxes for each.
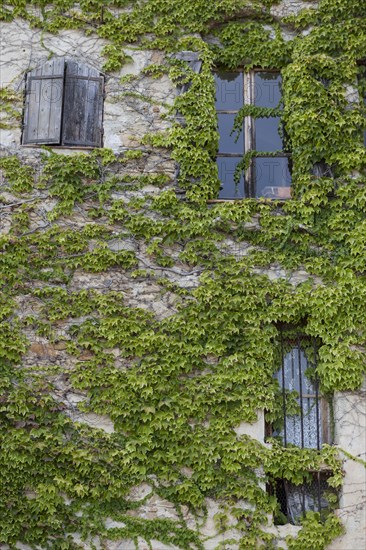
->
[214,68,292,201]
[269,328,330,450]
[21,58,105,150]
[266,326,334,525]
[269,470,337,525]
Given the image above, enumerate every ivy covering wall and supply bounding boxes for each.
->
[0,0,365,548]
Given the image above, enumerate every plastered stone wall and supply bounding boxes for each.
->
[0,19,175,153]
[0,17,267,550]
[330,388,366,550]
[0,6,365,550]
[270,0,318,19]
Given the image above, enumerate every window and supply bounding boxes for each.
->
[214,70,292,199]
[274,331,329,449]
[268,328,334,525]
[272,472,336,525]
[22,58,104,148]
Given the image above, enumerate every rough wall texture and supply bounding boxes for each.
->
[331,388,366,549]
[0,18,262,550]
[0,18,175,153]
[0,3,366,549]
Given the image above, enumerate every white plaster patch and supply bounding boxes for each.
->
[234,410,265,442]
[105,518,126,529]
[330,388,366,550]
[127,482,153,501]
[73,412,115,434]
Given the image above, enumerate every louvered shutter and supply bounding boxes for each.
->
[62,61,104,147]
[22,58,65,145]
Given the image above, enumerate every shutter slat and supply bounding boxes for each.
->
[22,58,64,145]
[62,61,103,147]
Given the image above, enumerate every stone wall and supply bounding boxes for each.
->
[331,388,366,549]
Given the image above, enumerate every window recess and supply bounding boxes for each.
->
[267,327,335,525]
[270,471,337,525]
[271,329,330,449]
[22,58,104,148]
[215,70,292,200]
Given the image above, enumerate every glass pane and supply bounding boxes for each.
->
[285,398,320,448]
[254,157,292,199]
[286,482,325,524]
[255,117,283,151]
[303,397,322,447]
[218,114,244,153]
[279,475,333,525]
[215,72,243,110]
[254,72,282,108]
[217,157,245,199]
[276,346,321,449]
[281,347,315,394]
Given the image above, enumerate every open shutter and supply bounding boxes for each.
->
[62,61,104,147]
[22,58,64,145]
[174,51,202,94]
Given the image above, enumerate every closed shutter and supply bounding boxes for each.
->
[62,61,104,147]
[22,58,65,145]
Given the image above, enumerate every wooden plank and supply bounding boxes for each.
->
[62,61,103,147]
[22,58,64,144]
[188,59,202,74]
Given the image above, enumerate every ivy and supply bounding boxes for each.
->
[0,155,34,193]
[286,512,344,550]
[0,87,22,129]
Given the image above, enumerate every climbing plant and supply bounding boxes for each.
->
[0,0,366,548]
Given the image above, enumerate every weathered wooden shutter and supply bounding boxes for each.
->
[22,58,65,145]
[62,61,104,147]
[174,51,202,94]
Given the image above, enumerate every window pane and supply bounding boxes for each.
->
[215,72,243,110]
[217,157,245,199]
[285,398,320,449]
[255,117,283,151]
[304,397,322,447]
[286,477,331,524]
[274,474,335,526]
[254,157,292,199]
[218,114,244,153]
[281,347,316,394]
[275,344,322,449]
[254,72,282,108]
